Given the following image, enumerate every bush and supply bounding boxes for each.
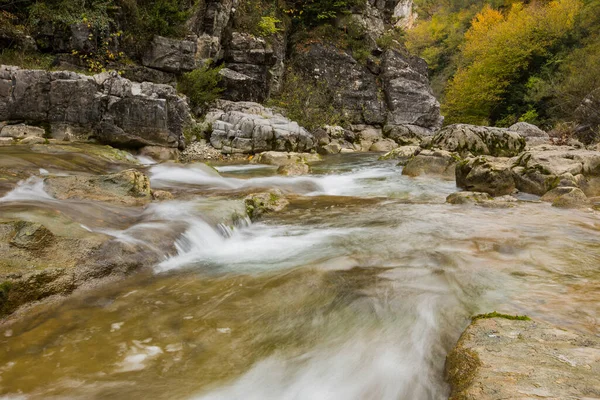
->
[177,63,224,111]
[257,15,282,36]
[267,68,344,130]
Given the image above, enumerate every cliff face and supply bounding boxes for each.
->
[0,0,441,152]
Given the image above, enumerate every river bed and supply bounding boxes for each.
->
[0,152,599,399]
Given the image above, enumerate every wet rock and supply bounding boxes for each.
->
[0,137,14,146]
[379,145,421,165]
[319,142,343,155]
[446,317,600,400]
[541,186,591,208]
[402,149,459,179]
[151,190,175,201]
[19,136,46,145]
[9,221,54,250]
[0,124,45,139]
[209,101,315,154]
[253,151,321,166]
[244,190,289,220]
[432,124,526,157]
[446,191,493,204]
[278,163,310,176]
[456,156,517,197]
[44,169,152,206]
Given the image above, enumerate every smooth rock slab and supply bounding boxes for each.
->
[446,317,600,400]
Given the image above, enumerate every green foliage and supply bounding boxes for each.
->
[258,15,283,37]
[376,27,406,51]
[472,311,531,321]
[267,68,344,130]
[0,48,54,69]
[177,63,224,111]
[284,0,365,27]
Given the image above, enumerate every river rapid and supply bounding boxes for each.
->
[0,152,599,400]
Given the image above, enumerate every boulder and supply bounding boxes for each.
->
[139,146,180,161]
[380,49,443,130]
[253,151,321,166]
[142,35,199,73]
[508,122,549,139]
[209,102,315,154]
[244,190,289,220]
[0,124,45,139]
[278,163,310,176]
[456,157,517,197]
[402,149,458,179]
[369,138,398,152]
[379,145,421,165]
[383,124,431,146]
[151,190,175,201]
[44,169,152,206]
[19,136,46,145]
[218,68,264,103]
[446,317,600,400]
[432,124,526,157]
[0,67,193,149]
[540,186,591,208]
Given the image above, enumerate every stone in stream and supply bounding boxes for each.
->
[9,221,54,250]
[252,151,321,166]
[379,145,421,165]
[277,163,310,176]
[446,317,600,400]
[540,186,591,208]
[402,149,459,179]
[0,124,45,139]
[244,190,289,221]
[44,169,152,206]
[446,191,493,205]
[456,156,517,197]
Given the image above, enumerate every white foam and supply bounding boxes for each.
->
[0,177,54,202]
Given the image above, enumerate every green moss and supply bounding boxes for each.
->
[472,311,531,321]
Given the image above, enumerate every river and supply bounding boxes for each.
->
[0,152,598,399]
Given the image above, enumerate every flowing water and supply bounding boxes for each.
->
[0,152,599,400]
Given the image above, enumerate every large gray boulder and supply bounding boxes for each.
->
[0,66,192,148]
[381,49,443,130]
[402,149,458,179]
[208,101,315,154]
[432,124,526,157]
[446,317,600,400]
[456,156,517,196]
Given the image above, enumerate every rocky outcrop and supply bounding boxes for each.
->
[207,101,315,154]
[0,66,193,149]
[142,35,200,73]
[432,124,526,157]
[446,317,600,400]
[44,169,152,206]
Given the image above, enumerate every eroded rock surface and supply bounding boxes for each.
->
[432,124,526,157]
[446,317,600,400]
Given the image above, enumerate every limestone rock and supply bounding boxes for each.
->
[402,149,458,179]
[44,169,152,206]
[383,124,431,146]
[456,156,517,197]
[244,190,289,220]
[446,317,600,400]
[142,35,198,73]
[508,122,548,139]
[381,49,443,130]
[277,163,310,176]
[446,191,493,205]
[209,102,315,154]
[19,136,46,145]
[218,68,263,103]
[139,146,180,162]
[0,124,45,139]
[151,190,175,201]
[253,151,321,166]
[379,145,420,165]
[432,124,526,157]
[541,186,591,208]
[369,138,398,152]
[0,67,193,149]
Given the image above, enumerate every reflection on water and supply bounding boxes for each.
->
[0,153,599,400]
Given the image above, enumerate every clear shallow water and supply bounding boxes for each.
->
[0,153,599,399]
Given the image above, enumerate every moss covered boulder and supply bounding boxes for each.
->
[432,124,526,157]
[244,190,289,221]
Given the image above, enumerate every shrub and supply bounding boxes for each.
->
[257,15,282,36]
[376,27,406,51]
[177,63,224,111]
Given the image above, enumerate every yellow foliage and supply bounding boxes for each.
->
[444,0,583,124]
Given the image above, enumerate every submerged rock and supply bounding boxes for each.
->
[8,221,54,250]
[244,190,289,221]
[402,149,459,179]
[432,124,526,157]
[446,191,493,205]
[44,169,152,206]
[446,317,600,400]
